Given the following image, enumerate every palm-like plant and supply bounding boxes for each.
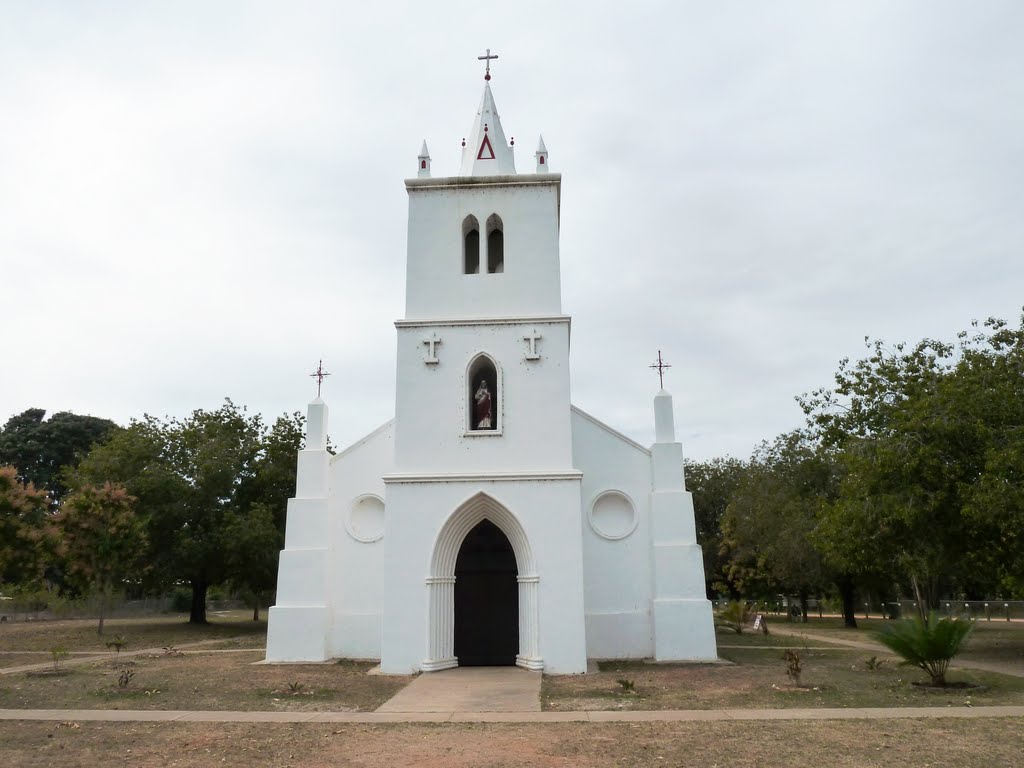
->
[872,612,974,686]
[714,600,753,635]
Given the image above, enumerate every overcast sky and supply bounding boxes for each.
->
[3,2,1022,461]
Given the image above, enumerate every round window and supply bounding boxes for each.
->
[588,491,637,540]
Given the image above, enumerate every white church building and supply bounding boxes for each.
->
[265,65,717,674]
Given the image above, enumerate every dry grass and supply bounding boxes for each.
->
[785,616,1024,671]
[0,651,411,712]
[0,613,266,653]
[543,646,1024,711]
[1,718,1022,767]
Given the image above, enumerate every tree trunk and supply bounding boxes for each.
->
[189,580,208,624]
[839,579,858,629]
[252,600,260,622]
[910,574,929,624]
[97,583,107,635]
[799,590,809,624]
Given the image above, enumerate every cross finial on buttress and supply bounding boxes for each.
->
[649,350,671,389]
[310,359,330,397]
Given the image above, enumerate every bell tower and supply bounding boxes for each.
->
[380,54,587,674]
[392,62,572,474]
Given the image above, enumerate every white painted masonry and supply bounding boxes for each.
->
[265,76,717,672]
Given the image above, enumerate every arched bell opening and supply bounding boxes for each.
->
[463,215,480,274]
[486,213,504,273]
[454,519,518,666]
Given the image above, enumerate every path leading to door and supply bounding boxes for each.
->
[376,667,541,713]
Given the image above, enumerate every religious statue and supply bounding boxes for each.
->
[473,379,493,429]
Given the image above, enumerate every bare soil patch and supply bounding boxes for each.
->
[2,718,1022,767]
[0,652,412,712]
[0,614,266,653]
[543,648,1024,711]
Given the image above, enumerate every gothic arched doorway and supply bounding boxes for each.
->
[454,519,518,666]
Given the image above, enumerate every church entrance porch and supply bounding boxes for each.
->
[454,519,518,666]
[421,491,542,672]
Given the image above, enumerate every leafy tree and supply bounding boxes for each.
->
[57,483,146,634]
[718,432,835,620]
[802,314,1024,612]
[0,466,51,585]
[73,401,303,624]
[685,457,748,597]
[224,503,282,621]
[0,409,118,504]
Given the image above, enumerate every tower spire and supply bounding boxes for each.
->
[460,51,516,177]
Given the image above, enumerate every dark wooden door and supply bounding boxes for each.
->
[454,519,518,666]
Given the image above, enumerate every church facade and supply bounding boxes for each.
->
[265,72,717,674]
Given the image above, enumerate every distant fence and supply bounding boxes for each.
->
[0,595,247,623]
[712,598,1024,622]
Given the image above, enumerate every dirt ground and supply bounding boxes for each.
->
[780,617,1024,672]
[1,718,1022,768]
[0,613,266,653]
[543,647,1024,711]
[0,651,412,712]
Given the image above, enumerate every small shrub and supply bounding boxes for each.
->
[169,588,191,613]
[50,646,69,671]
[117,669,134,688]
[105,635,128,656]
[872,612,974,686]
[715,601,753,635]
[162,645,184,657]
[864,655,887,671]
[616,678,636,694]
[783,649,802,686]
[287,681,305,694]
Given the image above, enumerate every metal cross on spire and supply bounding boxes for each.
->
[309,359,331,398]
[478,48,498,81]
[649,350,672,389]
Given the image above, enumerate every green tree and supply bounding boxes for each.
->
[73,401,303,624]
[0,466,51,585]
[801,314,1024,613]
[718,432,835,619]
[224,502,282,621]
[0,409,118,504]
[685,457,748,597]
[57,483,146,634]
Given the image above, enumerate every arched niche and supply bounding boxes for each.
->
[486,213,504,273]
[463,215,480,274]
[467,353,499,433]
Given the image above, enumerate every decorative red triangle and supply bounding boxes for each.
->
[477,134,495,160]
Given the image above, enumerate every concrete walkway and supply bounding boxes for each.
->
[376,666,541,713]
[1,705,1022,723]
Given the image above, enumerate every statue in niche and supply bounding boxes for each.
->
[473,379,493,429]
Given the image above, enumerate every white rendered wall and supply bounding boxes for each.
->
[404,176,562,320]
[380,478,587,674]
[393,320,573,473]
[326,421,394,660]
[571,408,655,659]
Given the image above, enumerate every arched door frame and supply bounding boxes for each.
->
[422,491,542,671]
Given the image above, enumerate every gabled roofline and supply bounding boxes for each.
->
[570,405,651,456]
[330,418,395,463]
